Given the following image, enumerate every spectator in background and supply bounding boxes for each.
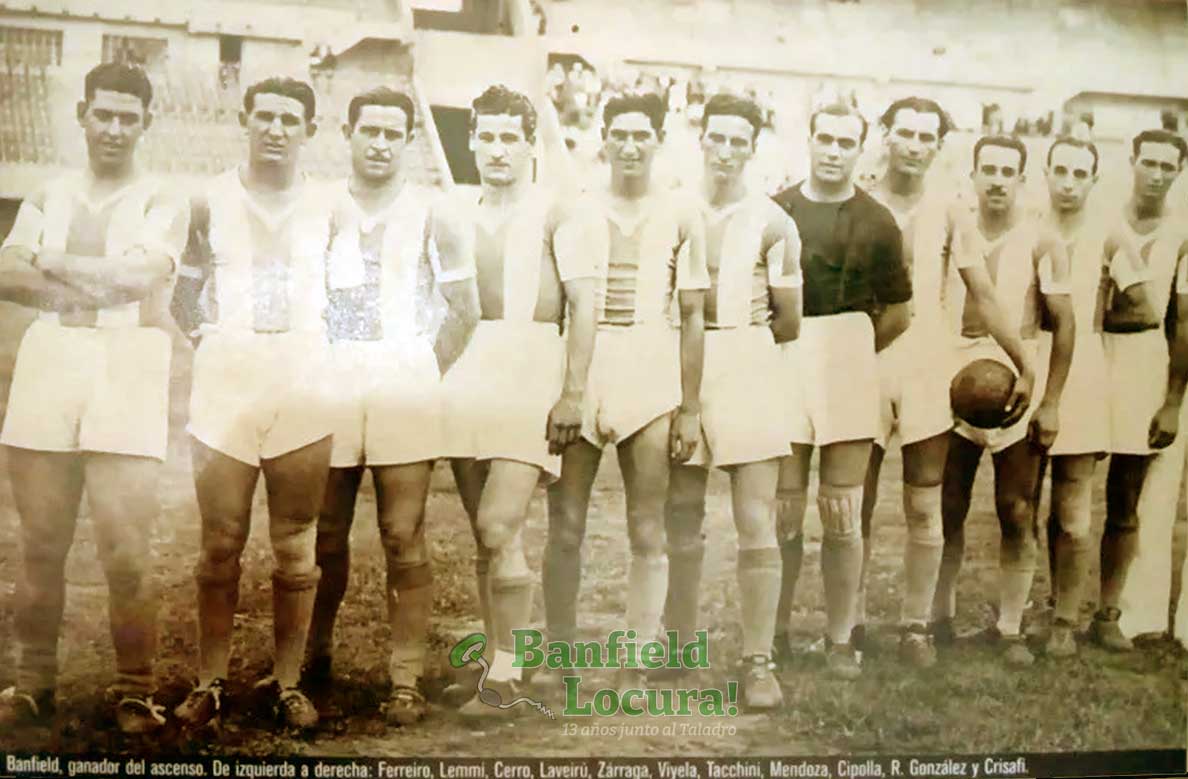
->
[531,0,547,34]
[547,62,566,106]
[1161,109,1179,133]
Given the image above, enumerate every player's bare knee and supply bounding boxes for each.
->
[196,528,248,583]
[105,559,151,601]
[667,531,705,561]
[737,522,777,551]
[271,517,318,580]
[379,520,421,561]
[903,485,943,545]
[628,525,666,559]
[476,507,520,552]
[549,521,585,555]
[666,490,706,530]
[315,525,351,560]
[997,498,1036,544]
[1105,508,1140,535]
[904,489,943,546]
[388,533,429,570]
[23,535,72,572]
[734,501,777,549]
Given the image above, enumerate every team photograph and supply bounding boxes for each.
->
[0,0,1185,770]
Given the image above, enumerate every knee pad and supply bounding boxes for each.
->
[273,567,321,593]
[903,484,943,547]
[818,484,862,542]
[272,519,318,580]
[776,487,808,543]
[387,560,432,591]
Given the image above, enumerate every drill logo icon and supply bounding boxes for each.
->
[449,633,556,719]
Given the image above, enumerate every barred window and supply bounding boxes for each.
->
[0,26,63,67]
[102,34,168,69]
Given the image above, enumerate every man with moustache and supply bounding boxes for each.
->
[930,135,1075,668]
[843,97,1035,667]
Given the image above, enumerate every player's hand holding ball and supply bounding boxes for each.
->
[670,404,700,463]
[1148,402,1180,450]
[1001,366,1034,429]
[546,393,583,454]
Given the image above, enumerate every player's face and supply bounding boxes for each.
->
[242,92,312,169]
[808,113,863,185]
[1132,141,1182,203]
[604,112,661,179]
[1045,143,1096,214]
[972,144,1024,214]
[884,108,941,178]
[701,114,754,181]
[470,113,532,186]
[347,105,410,183]
[78,89,148,173]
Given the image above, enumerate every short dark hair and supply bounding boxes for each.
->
[879,96,952,140]
[809,100,868,145]
[470,84,537,144]
[243,77,316,121]
[973,134,1028,172]
[701,93,763,141]
[603,92,666,136]
[1046,136,1099,175]
[347,87,415,133]
[84,62,153,109]
[1131,128,1188,165]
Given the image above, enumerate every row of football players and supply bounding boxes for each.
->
[0,62,1184,734]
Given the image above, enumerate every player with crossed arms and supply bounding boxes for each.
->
[0,62,186,733]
